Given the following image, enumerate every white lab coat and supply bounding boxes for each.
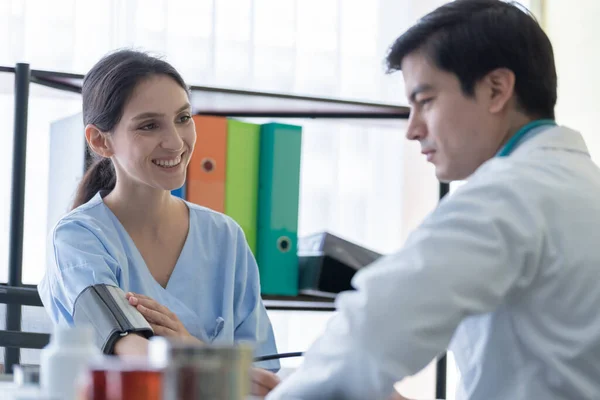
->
[267,125,600,400]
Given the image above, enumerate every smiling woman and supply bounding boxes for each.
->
[85,74,194,204]
[36,49,281,397]
[71,51,194,208]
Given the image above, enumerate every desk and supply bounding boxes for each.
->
[0,381,266,400]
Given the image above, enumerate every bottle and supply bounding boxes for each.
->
[149,336,254,400]
[82,357,163,400]
[40,325,102,400]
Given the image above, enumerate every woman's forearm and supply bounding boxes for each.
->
[113,333,150,356]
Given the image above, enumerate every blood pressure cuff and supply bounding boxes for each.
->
[73,284,154,354]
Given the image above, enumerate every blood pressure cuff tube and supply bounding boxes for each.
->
[73,284,154,354]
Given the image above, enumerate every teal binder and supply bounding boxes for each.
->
[257,123,302,296]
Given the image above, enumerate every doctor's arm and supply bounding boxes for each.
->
[39,219,149,357]
[267,175,544,400]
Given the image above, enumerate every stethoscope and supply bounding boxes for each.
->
[497,119,557,157]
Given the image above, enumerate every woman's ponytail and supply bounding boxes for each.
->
[71,157,116,210]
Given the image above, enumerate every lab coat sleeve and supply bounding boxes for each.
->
[267,168,545,400]
[231,224,280,372]
[38,219,121,326]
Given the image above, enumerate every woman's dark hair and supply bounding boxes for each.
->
[72,49,189,210]
[386,0,557,119]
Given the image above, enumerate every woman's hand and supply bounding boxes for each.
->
[250,368,281,397]
[125,293,280,396]
[126,292,202,343]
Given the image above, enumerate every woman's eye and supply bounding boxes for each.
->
[178,115,191,123]
[139,122,158,131]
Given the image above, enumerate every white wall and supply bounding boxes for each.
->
[544,0,600,162]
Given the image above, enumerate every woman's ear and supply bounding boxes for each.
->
[483,68,516,114]
[85,124,113,158]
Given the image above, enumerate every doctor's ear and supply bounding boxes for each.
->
[482,68,516,114]
[85,124,114,158]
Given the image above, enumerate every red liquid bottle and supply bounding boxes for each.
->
[82,357,163,400]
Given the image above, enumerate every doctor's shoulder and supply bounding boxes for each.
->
[461,154,558,192]
[439,157,553,216]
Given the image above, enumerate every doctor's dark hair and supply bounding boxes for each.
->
[72,49,189,210]
[386,0,557,119]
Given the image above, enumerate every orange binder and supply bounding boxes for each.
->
[186,115,227,212]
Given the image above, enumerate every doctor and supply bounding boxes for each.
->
[268,0,600,399]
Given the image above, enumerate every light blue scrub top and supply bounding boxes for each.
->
[38,191,279,371]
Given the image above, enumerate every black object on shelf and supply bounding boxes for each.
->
[297,232,382,297]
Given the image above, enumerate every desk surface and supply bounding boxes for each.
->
[0,382,266,400]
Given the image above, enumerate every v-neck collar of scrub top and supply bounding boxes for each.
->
[95,190,194,293]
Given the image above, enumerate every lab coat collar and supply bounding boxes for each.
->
[509,125,590,157]
[463,126,590,183]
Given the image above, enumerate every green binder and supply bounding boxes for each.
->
[257,122,302,296]
[225,119,261,255]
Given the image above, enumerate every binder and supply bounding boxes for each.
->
[171,184,186,199]
[186,116,227,212]
[47,112,86,232]
[256,122,302,296]
[225,119,261,255]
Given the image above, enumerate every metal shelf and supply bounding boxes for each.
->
[0,66,410,119]
[0,63,410,318]
[0,285,336,312]
[262,295,336,312]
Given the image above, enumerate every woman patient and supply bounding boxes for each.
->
[38,49,280,395]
